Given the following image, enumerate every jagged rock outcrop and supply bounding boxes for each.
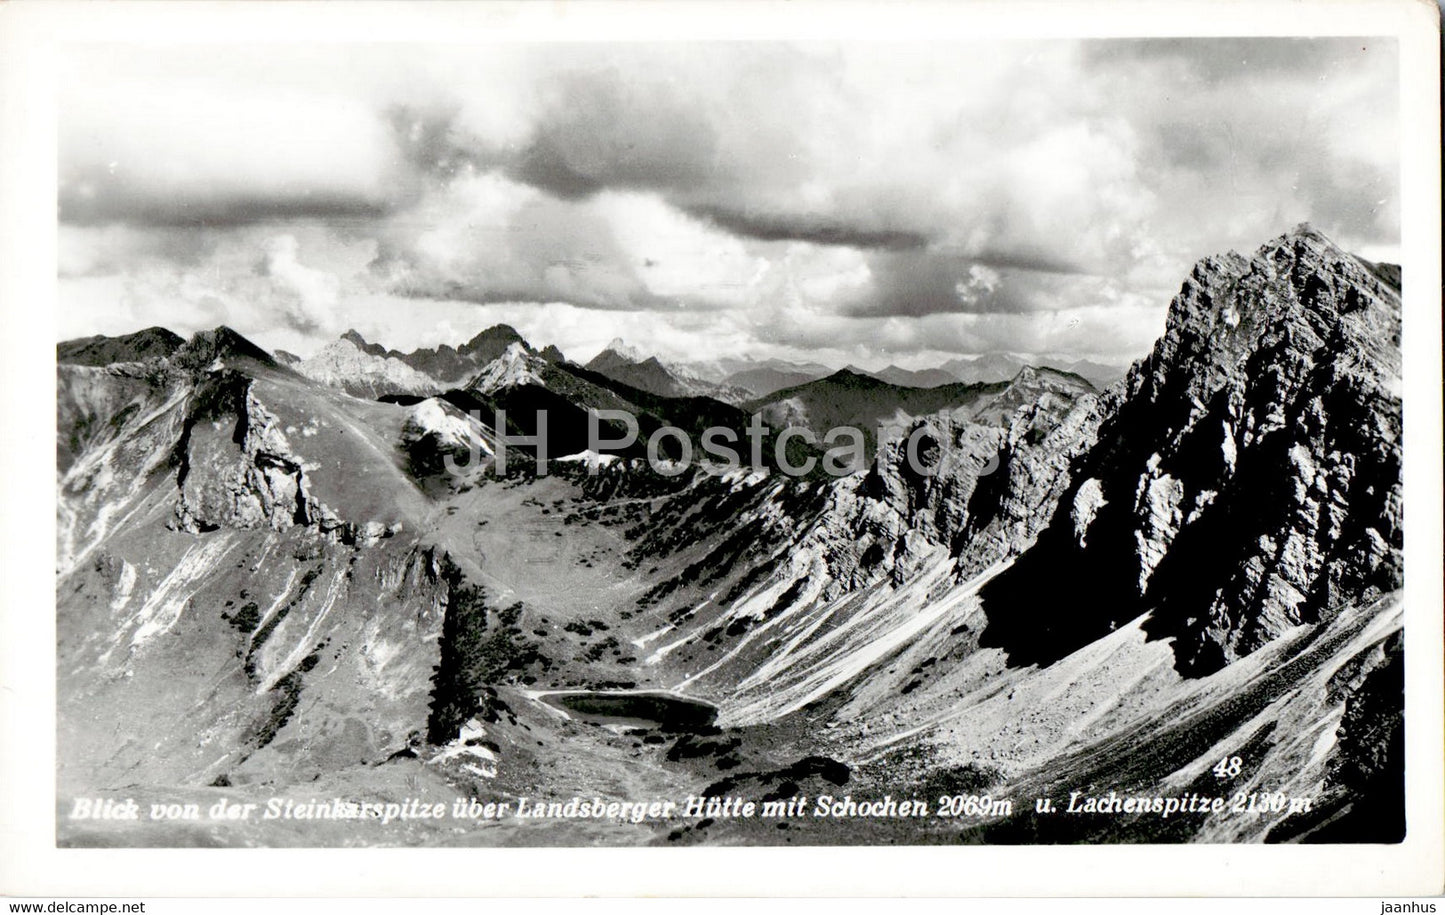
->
[954,386,1107,577]
[171,372,389,546]
[975,225,1401,674]
[173,373,303,533]
[797,362,1099,586]
[968,365,1096,427]
[812,416,1008,593]
[628,373,1097,644]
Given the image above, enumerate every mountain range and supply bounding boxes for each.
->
[278,323,1127,405]
[54,226,1403,846]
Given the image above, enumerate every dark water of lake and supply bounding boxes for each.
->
[538,690,718,730]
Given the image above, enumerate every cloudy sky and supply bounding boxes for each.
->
[57,38,1398,369]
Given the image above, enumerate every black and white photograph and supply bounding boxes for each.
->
[3,0,1442,901]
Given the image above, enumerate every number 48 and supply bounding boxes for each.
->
[1212,755,1243,779]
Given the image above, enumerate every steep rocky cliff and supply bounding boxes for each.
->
[974,226,1401,674]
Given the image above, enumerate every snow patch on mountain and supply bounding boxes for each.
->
[470,343,547,394]
[401,399,495,457]
[555,450,622,471]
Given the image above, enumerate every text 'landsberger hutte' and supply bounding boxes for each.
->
[73,787,1330,829]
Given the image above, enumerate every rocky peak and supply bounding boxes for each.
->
[469,342,547,394]
[399,398,496,477]
[585,339,645,373]
[598,337,643,362]
[974,227,1401,675]
[171,326,277,370]
[966,364,1094,429]
[1142,225,1400,404]
[339,329,389,358]
[1009,365,1089,388]
[826,368,888,388]
[295,336,440,399]
[459,324,530,358]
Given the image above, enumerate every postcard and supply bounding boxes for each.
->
[2,0,1440,899]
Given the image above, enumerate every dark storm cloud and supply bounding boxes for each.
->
[62,102,495,229]
[385,105,498,184]
[385,272,674,312]
[851,252,984,317]
[685,205,930,251]
[964,249,1092,276]
[837,248,1095,319]
[365,184,702,313]
[59,185,398,229]
[1082,37,1383,83]
[509,139,609,201]
[502,66,724,201]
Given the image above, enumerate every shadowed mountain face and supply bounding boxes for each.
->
[54,227,1403,847]
[741,367,1080,455]
[724,364,829,398]
[584,340,754,404]
[57,326,185,366]
[975,228,1402,675]
[872,365,962,389]
[585,345,684,396]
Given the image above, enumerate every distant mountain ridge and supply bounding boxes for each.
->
[59,323,1128,401]
[584,338,754,404]
[348,325,533,385]
[57,326,185,366]
[743,363,1094,453]
[53,322,1128,466]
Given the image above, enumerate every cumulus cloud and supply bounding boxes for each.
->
[367,173,680,311]
[57,229,373,356]
[258,235,342,333]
